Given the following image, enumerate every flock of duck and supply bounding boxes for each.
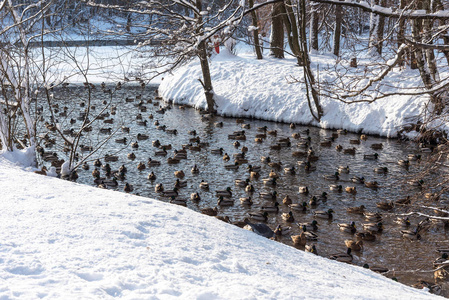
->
[35,85,449,295]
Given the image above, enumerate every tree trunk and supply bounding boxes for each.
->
[309,3,320,51]
[270,2,284,58]
[281,0,302,64]
[195,0,216,113]
[434,0,449,66]
[397,0,407,66]
[375,0,385,55]
[333,1,342,56]
[422,0,439,82]
[248,0,263,59]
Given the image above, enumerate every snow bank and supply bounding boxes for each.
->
[0,157,440,299]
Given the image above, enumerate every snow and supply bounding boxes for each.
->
[158,46,432,137]
[0,153,441,299]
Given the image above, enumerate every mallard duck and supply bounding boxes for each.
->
[115,137,127,144]
[267,129,277,136]
[370,143,383,150]
[162,188,179,197]
[349,139,361,145]
[257,126,268,132]
[289,202,308,212]
[274,225,291,236]
[345,186,357,194]
[320,140,332,147]
[174,179,187,189]
[282,211,295,223]
[338,166,350,174]
[250,171,260,180]
[224,162,239,170]
[291,232,306,246]
[254,137,264,143]
[155,148,168,156]
[199,180,209,190]
[217,196,234,207]
[314,192,328,202]
[124,183,134,193]
[248,211,269,222]
[314,209,334,219]
[247,165,262,173]
[297,220,318,231]
[408,179,424,187]
[240,197,253,206]
[364,181,378,188]
[259,191,277,201]
[235,178,250,187]
[262,177,277,186]
[137,133,149,141]
[147,172,156,181]
[345,239,363,251]
[211,148,224,155]
[270,143,282,151]
[261,201,280,212]
[147,158,161,167]
[268,162,282,170]
[92,168,100,178]
[93,159,102,168]
[324,172,339,181]
[401,228,421,240]
[355,231,376,241]
[201,207,218,216]
[335,144,343,151]
[364,212,382,222]
[215,216,231,223]
[343,147,356,155]
[260,156,271,163]
[298,186,309,194]
[137,162,146,171]
[282,195,292,205]
[376,201,394,210]
[374,167,388,174]
[304,162,317,172]
[408,154,421,161]
[152,140,161,147]
[433,253,449,268]
[243,218,274,238]
[305,244,318,255]
[329,184,343,192]
[245,184,255,193]
[291,132,301,139]
[131,141,139,149]
[360,134,368,141]
[351,176,365,184]
[395,217,411,227]
[170,197,187,207]
[300,225,318,240]
[346,205,365,214]
[191,164,200,174]
[398,159,410,166]
[362,222,383,232]
[363,264,389,273]
[269,169,279,178]
[223,153,230,161]
[233,141,241,148]
[329,248,353,263]
[338,221,357,234]
[103,177,118,188]
[167,157,180,164]
[395,196,411,205]
[284,166,296,175]
[174,170,185,178]
[214,121,223,127]
[216,187,232,197]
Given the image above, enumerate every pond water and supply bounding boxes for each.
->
[37,84,449,295]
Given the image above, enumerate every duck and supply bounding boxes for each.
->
[345,186,357,194]
[324,172,339,181]
[245,184,255,193]
[131,141,139,149]
[169,197,187,207]
[235,178,250,187]
[211,148,223,155]
[401,228,421,240]
[254,137,264,143]
[261,201,280,212]
[335,144,343,151]
[305,244,318,255]
[364,181,378,188]
[374,167,388,174]
[282,211,295,223]
[304,162,316,172]
[282,195,293,205]
[162,188,179,197]
[298,186,309,194]
[240,197,253,206]
[291,232,307,246]
[147,158,161,167]
[268,161,282,170]
[93,159,102,168]
[343,147,356,155]
[329,248,353,263]
[199,180,209,190]
[247,165,262,172]
[329,184,343,192]
[147,172,157,181]
[345,239,363,251]
[346,205,366,214]
[338,221,357,234]
[376,201,394,210]
[103,177,119,188]
[225,162,240,170]
[283,166,296,175]
[115,137,127,144]
[408,179,424,187]
[291,132,301,139]
[362,222,383,232]
[300,225,318,240]
[137,162,146,171]
[408,154,421,161]
[269,170,279,178]
[248,211,269,222]
[250,171,260,180]
[257,126,268,132]
[433,253,449,268]
[262,177,277,186]
[154,184,164,194]
[274,225,291,236]
[216,187,232,197]
[314,209,334,219]
[137,133,149,140]
[314,192,328,202]
[260,156,271,163]
[297,220,319,231]
[338,166,350,174]
[398,159,410,166]
[289,202,308,212]
[191,165,200,174]
[217,196,234,207]
[243,218,274,238]
[355,231,376,241]
[395,217,411,227]
[259,191,277,201]
[267,129,277,136]
[214,121,223,128]
[349,139,361,145]
[395,196,411,205]
[124,183,134,193]
[174,170,185,179]
[174,179,187,189]
[370,143,383,150]
[155,148,168,156]
[201,207,218,216]
[167,157,181,164]
[364,212,382,222]
[351,176,365,184]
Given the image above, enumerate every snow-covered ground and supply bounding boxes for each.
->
[158,46,434,138]
[0,155,442,299]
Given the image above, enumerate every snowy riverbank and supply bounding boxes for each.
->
[158,46,433,138]
[0,153,441,299]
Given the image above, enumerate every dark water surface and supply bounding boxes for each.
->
[38,84,449,295]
